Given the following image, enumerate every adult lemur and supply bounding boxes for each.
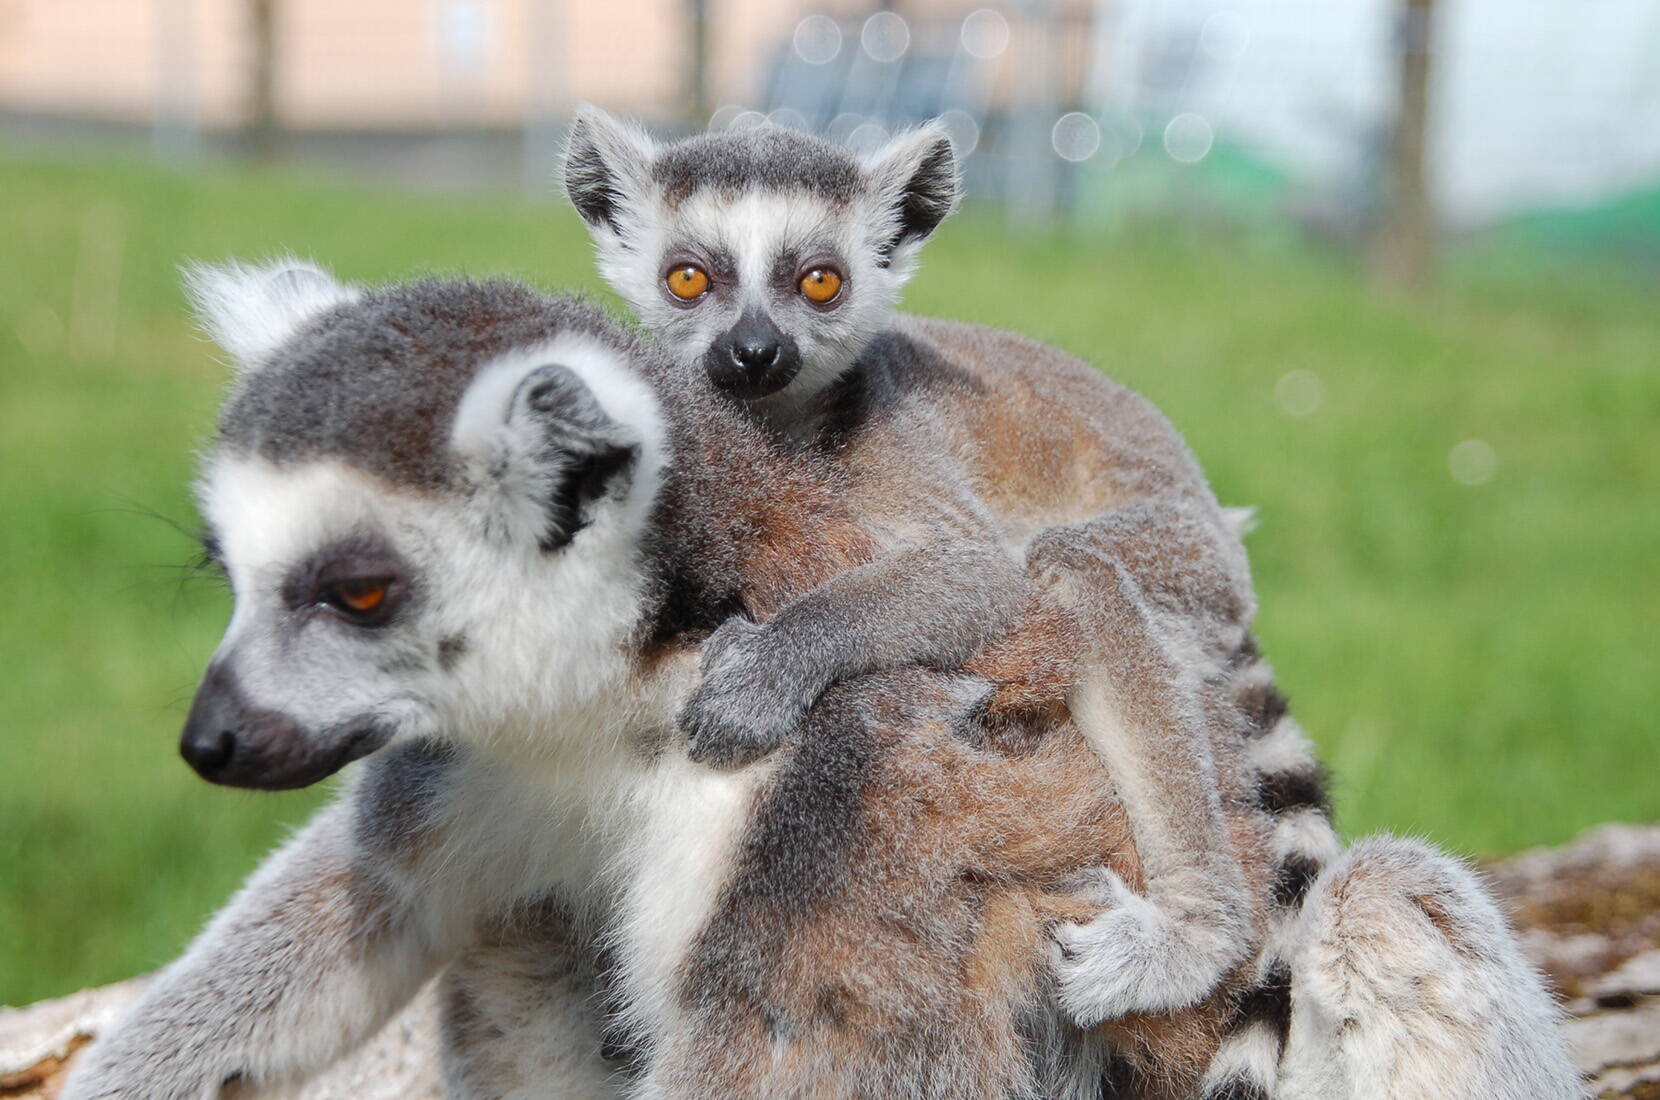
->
[64,268,1576,1100]
[561,108,1313,1044]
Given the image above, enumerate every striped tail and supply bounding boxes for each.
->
[1199,638,1341,1100]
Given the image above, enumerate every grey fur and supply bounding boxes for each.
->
[1279,836,1582,1099]
[216,278,640,492]
[63,273,1580,1100]
[651,125,862,208]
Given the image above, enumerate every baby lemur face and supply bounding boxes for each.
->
[564,108,959,414]
[179,261,666,789]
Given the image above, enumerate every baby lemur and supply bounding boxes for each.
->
[64,270,1574,1100]
[562,108,1308,1031]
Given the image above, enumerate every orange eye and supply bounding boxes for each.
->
[799,267,843,304]
[330,578,389,616]
[666,264,710,301]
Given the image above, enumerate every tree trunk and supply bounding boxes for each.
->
[245,0,281,161]
[1372,0,1438,291]
[684,0,710,128]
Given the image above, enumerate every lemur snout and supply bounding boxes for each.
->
[180,661,389,790]
[704,307,801,401]
[180,725,236,777]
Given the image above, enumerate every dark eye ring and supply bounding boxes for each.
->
[320,576,397,625]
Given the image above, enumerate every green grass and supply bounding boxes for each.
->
[2,152,1656,1006]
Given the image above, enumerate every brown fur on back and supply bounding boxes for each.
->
[662,656,1273,1099]
[641,315,1286,1096]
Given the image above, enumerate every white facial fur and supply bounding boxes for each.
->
[567,110,957,419]
[197,335,671,771]
[597,188,909,418]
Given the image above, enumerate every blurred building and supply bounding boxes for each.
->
[0,0,1068,128]
[2,0,1658,234]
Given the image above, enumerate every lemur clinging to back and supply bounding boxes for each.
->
[562,107,1320,1031]
[63,269,1577,1100]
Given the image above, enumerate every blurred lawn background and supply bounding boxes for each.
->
[2,151,1656,1006]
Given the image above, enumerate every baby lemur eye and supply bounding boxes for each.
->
[799,267,843,305]
[321,577,395,624]
[666,264,710,301]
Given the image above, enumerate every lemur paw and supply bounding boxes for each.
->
[1049,868,1245,1026]
[681,618,813,769]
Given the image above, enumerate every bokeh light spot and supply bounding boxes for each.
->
[1275,369,1324,416]
[707,104,744,132]
[938,108,981,156]
[767,107,809,131]
[862,11,910,63]
[794,15,843,65]
[847,122,890,156]
[827,112,864,145]
[1164,113,1215,163]
[960,9,1010,60]
[1449,440,1498,486]
[1051,112,1101,162]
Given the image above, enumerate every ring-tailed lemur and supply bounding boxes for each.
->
[560,107,1320,1073]
[62,268,1579,1100]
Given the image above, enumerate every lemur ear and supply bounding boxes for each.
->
[864,122,960,267]
[562,104,658,237]
[184,258,358,369]
[455,357,644,552]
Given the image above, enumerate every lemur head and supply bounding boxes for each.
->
[178,260,667,789]
[563,106,959,413]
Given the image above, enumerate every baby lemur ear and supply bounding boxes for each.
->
[562,104,658,238]
[183,257,358,369]
[456,358,644,552]
[864,122,961,267]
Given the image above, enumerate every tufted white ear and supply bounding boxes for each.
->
[862,121,960,271]
[452,336,665,552]
[183,258,359,369]
[561,104,659,238]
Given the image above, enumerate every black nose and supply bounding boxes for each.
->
[181,726,237,777]
[732,340,779,372]
[704,307,802,400]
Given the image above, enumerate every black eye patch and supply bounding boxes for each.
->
[280,535,412,627]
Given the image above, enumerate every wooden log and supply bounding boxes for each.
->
[6,824,1659,1098]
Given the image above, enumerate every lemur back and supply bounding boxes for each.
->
[564,110,1342,1092]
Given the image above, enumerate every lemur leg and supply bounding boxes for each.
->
[680,539,1027,767]
[1278,836,1583,1100]
[60,796,443,1100]
[440,898,623,1100]
[1026,505,1258,1024]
